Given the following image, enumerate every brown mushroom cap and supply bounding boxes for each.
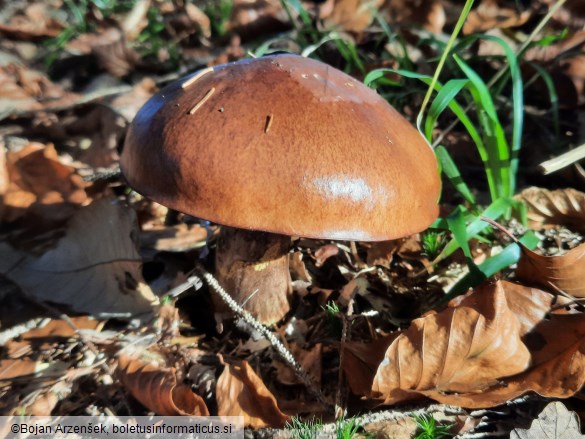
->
[120,54,440,241]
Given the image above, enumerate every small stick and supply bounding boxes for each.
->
[188,88,215,115]
[538,143,585,175]
[480,216,519,243]
[264,114,273,133]
[334,298,354,419]
[181,67,214,89]
[195,265,333,411]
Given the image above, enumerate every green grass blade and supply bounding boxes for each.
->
[416,0,476,131]
[526,61,560,138]
[475,35,524,194]
[434,197,515,263]
[454,54,511,199]
[441,230,539,301]
[424,79,469,141]
[365,68,493,200]
[435,145,476,205]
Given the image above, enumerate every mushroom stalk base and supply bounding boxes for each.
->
[215,227,291,324]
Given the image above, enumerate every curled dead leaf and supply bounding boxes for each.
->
[515,187,585,233]
[118,353,209,416]
[463,0,531,34]
[216,360,290,428]
[372,280,531,405]
[516,242,585,297]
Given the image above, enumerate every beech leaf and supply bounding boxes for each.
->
[511,401,585,439]
[118,354,209,416]
[516,242,585,297]
[0,198,156,317]
[216,360,290,428]
[515,187,585,233]
[372,281,531,405]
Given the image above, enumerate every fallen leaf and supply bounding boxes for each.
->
[343,335,397,396]
[0,359,43,380]
[0,3,64,40]
[20,316,104,342]
[67,28,139,77]
[314,243,339,267]
[372,281,531,405]
[515,187,585,233]
[121,0,152,41]
[511,401,585,439]
[0,197,157,318]
[366,281,585,408]
[380,0,445,33]
[274,343,322,386]
[516,242,585,297]
[185,3,211,39]
[366,240,400,268]
[463,0,532,34]
[2,142,88,224]
[319,0,384,33]
[216,360,290,428]
[118,353,209,416]
[229,0,289,41]
[140,223,209,252]
[0,64,80,120]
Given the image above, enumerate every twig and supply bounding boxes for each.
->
[479,216,519,243]
[334,298,353,419]
[538,143,585,174]
[181,67,214,89]
[82,166,122,182]
[188,88,215,114]
[195,265,334,411]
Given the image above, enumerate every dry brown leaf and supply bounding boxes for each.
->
[0,3,64,40]
[185,3,211,39]
[372,281,531,405]
[67,28,139,77]
[118,354,209,416]
[19,316,104,343]
[343,335,397,396]
[0,197,156,317]
[314,243,339,267]
[229,0,289,41]
[366,240,400,268]
[121,0,152,41]
[216,360,290,428]
[515,187,585,233]
[366,281,585,408]
[274,343,322,386]
[511,402,584,438]
[379,0,445,33]
[0,64,80,119]
[2,142,88,223]
[463,0,531,34]
[0,359,43,380]
[140,223,209,252]
[516,242,585,297]
[319,0,384,33]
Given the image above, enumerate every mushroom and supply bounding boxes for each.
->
[120,54,440,325]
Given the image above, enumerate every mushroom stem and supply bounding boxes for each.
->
[215,227,292,324]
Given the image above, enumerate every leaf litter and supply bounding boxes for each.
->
[2,0,585,436]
